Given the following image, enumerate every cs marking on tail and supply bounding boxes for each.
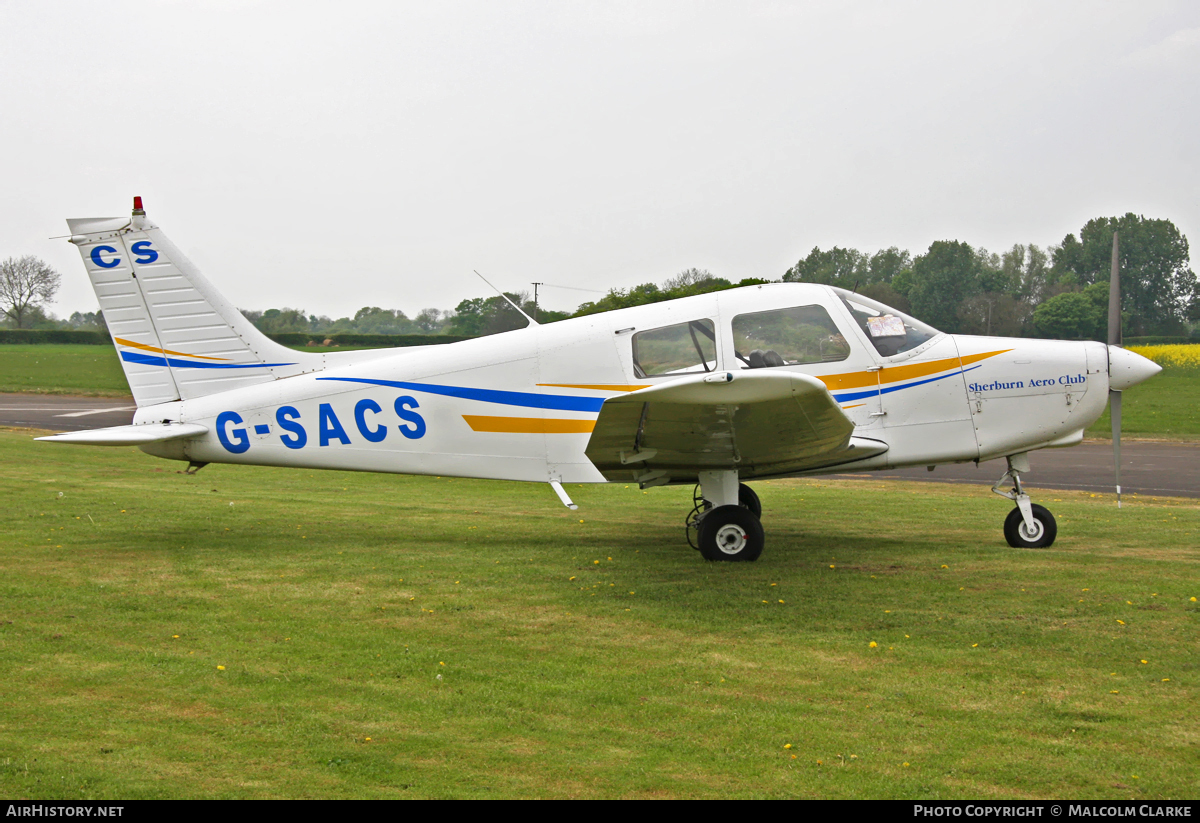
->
[90,241,158,268]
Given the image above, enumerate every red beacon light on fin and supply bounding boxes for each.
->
[132,196,145,216]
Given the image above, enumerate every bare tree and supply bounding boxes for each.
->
[0,256,61,328]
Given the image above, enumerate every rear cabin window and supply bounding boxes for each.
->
[632,319,718,377]
[731,305,850,368]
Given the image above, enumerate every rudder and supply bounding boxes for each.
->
[67,199,321,407]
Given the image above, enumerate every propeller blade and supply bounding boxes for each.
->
[1108,230,1121,347]
[1108,230,1122,507]
[1110,388,1122,508]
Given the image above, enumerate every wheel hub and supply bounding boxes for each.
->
[1018,519,1044,542]
[715,524,748,554]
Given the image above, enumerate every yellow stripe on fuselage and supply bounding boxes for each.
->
[463,415,597,433]
[536,383,651,392]
[114,337,231,361]
[818,350,1010,391]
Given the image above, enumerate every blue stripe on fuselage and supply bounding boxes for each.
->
[120,351,295,369]
[317,377,607,412]
[832,364,982,403]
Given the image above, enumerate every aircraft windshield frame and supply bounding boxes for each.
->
[831,288,941,358]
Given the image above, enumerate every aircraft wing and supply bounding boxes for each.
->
[585,370,887,483]
[35,422,209,446]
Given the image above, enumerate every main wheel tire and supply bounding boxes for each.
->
[738,483,762,519]
[1003,504,1057,548]
[698,505,765,562]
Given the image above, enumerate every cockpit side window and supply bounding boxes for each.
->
[632,319,718,378]
[832,288,940,357]
[731,304,849,369]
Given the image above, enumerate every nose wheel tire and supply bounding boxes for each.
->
[1003,504,1057,548]
[698,505,764,562]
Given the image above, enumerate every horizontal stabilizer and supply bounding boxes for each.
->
[36,422,208,446]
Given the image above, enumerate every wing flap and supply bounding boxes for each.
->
[585,370,885,482]
[36,422,208,446]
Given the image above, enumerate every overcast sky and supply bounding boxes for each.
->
[3,1,1198,320]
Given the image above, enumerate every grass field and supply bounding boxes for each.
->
[2,343,1197,439]
[0,345,130,397]
[0,344,384,397]
[1,430,1196,799]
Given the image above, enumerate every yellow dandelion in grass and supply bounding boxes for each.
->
[1117,620,1126,625]
[778,600,785,604]
[869,641,878,648]
[172,635,180,639]
[365,737,372,742]
[972,643,979,648]
[903,762,910,767]
[1191,597,1197,602]
[569,576,576,581]
[439,661,445,666]
[940,565,948,569]
[1126,601,1133,605]
[1141,659,1148,664]
[217,665,225,671]
[784,743,792,750]
[1162,678,1170,682]
[829,564,836,569]
[1110,690,1119,694]
[593,560,600,565]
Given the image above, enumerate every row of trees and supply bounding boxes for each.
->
[4,214,1197,341]
[780,214,1197,339]
[238,306,457,336]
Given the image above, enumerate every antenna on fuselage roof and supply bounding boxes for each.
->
[473,270,539,326]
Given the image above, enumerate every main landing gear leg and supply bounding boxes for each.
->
[991,452,1057,548]
[689,471,765,562]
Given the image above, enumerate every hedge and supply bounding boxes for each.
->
[0,329,472,348]
[1124,335,1200,346]
[0,329,109,344]
[266,333,474,347]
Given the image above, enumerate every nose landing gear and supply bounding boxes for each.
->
[992,453,1057,548]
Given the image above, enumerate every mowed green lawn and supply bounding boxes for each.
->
[1086,365,1200,439]
[0,430,1196,799]
[0,345,130,397]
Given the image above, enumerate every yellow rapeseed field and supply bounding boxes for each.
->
[1128,344,1200,368]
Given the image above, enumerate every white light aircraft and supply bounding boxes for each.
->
[41,199,1162,561]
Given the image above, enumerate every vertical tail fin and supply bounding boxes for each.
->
[67,200,321,407]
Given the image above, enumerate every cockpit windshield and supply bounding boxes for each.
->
[832,288,941,357]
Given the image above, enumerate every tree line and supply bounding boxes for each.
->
[3,213,1197,341]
